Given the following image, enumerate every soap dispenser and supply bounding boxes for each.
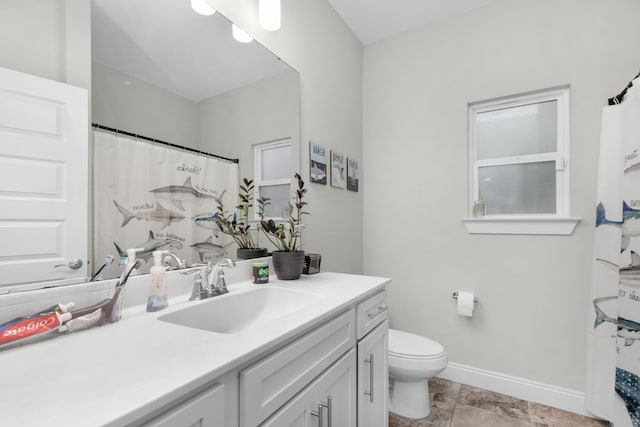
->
[126,247,143,276]
[147,250,168,312]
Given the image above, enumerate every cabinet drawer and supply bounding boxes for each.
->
[260,349,357,427]
[142,383,225,427]
[240,309,356,427]
[356,291,388,339]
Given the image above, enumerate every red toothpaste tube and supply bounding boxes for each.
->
[0,310,72,347]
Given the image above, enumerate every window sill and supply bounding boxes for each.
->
[462,216,581,235]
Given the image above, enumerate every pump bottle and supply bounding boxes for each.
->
[126,248,142,276]
[147,250,168,312]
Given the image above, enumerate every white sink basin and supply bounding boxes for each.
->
[158,286,321,334]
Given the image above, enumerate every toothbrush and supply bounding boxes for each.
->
[109,260,142,322]
[115,260,141,289]
[63,260,143,327]
[90,255,115,282]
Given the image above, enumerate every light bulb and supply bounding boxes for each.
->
[191,0,216,16]
[232,24,253,43]
[259,0,281,31]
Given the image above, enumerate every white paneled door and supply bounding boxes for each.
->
[0,67,88,287]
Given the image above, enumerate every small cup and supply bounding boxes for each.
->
[253,262,269,284]
[473,200,486,217]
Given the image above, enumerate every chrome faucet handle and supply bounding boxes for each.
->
[216,258,236,268]
[213,268,229,295]
[208,258,236,295]
[189,271,207,301]
[179,266,203,276]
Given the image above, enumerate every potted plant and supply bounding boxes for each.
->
[215,178,268,260]
[259,173,309,280]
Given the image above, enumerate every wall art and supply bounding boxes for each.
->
[330,150,345,188]
[347,157,359,192]
[309,141,327,184]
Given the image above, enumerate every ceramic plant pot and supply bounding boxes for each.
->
[272,250,305,280]
[236,247,268,260]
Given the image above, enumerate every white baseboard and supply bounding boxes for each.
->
[438,362,591,417]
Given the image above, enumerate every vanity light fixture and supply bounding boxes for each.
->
[190,0,216,16]
[259,0,281,31]
[232,24,254,43]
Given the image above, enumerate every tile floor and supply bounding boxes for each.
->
[388,378,610,427]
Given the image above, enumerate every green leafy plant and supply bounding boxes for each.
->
[259,173,309,252]
[215,178,262,249]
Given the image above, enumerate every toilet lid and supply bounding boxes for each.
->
[388,329,445,359]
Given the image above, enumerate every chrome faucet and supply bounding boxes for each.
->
[206,258,236,295]
[180,268,208,301]
[162,252,187,270]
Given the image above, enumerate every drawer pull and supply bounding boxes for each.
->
[364,354,374,402]
[367,306,388,320]
[311,396,332,427]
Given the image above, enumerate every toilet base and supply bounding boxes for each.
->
[388,377,431,419]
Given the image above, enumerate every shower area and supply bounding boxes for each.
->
[588,72,640,427]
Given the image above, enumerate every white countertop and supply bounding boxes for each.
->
[0,272,389,426]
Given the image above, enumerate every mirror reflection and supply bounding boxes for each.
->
[91,0,300,280]
[0,0,300,289]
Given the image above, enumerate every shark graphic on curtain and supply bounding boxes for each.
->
[93,130,239,279]
[588,77,640,427]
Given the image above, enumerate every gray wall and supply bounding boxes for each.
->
[0,0,90,90]
[92,62,199,146]
[197,70,301,181]
[363,0,640,391]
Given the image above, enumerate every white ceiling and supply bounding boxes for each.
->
[327,0,499,45]
[91,0,291,102]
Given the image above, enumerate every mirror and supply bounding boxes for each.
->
[91,0,301,280]
[0,0,300,290]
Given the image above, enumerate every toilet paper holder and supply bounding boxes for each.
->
[451,291,479,302]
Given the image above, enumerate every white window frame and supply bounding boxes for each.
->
[463,86,580,235]
[253,139,292,221]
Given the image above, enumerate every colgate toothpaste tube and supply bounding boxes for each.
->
[0,308,72,349]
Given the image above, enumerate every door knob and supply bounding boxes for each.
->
[54,259,83,269]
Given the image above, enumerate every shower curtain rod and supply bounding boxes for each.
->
[91,123,239,164]
[608,70,640,106]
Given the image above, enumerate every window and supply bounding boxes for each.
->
[464,87,579,235]
[254,140,292,219]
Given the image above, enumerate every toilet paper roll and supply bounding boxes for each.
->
[457,291,475,317]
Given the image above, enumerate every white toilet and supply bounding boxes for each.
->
[388,328,448,419]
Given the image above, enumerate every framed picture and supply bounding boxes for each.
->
[347,157,359,192]
[309,142,327,185]
[330,150,345,189]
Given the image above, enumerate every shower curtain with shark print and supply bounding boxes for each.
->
[93,130,239,279]
[588,77,640,427]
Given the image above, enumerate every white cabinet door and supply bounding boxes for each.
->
[314,349,357,427]
[143,383,226,427]
[261,349,357,427]
[358,320,388,427]
[240,309,355,427]
[0,66,88,287]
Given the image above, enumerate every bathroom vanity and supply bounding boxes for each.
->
[0,271,389,427]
